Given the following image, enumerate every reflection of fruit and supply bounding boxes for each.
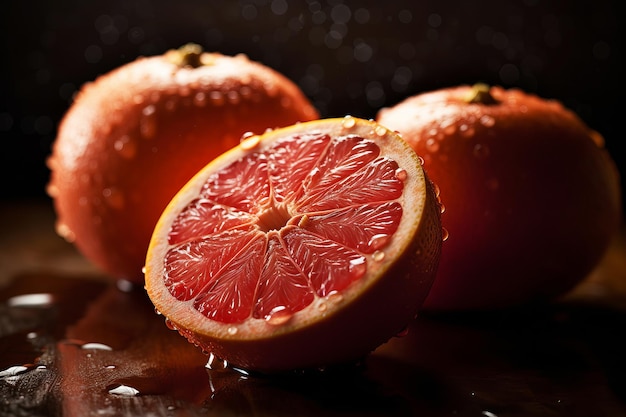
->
[144,117,442,373]
[377,84,622,311]
[47,43,319,283]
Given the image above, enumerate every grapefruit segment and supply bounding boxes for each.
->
[254,232,315,320]
[298,202,402,253]
[267,132,331,204]
[145,117,443,372]
[167,199,254,245]
[164,228,259,301]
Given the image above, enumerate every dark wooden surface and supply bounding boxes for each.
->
[2,199,626,417]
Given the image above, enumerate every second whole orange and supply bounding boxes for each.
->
[378,84,622,311]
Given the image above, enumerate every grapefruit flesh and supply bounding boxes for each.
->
[145,117,442,372]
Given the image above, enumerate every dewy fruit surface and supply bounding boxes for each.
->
[47,44,319,283]
[145,117,442,372]
[377,84,622,311]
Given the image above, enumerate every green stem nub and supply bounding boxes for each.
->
[168,43,204,68]
[465,83,498,105]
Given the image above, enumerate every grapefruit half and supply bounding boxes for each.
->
[144,117,442,372]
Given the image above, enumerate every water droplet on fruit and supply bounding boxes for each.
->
[372,250,385,262]
[164,318,177,331]
[209,91,224,106]
[45,183,58,197]
[327,291,344,304]
[140,105,157,139]
[240,132,261,150]
[227,326,238,335]
[374,125,387,137]
[113,135,137,159]
[426,137,440,152]
[442,227,449,242]
[193,92,206,107]
[102,187,125,209]
[443,123,456,135]
[459,123,475,138]
[82,342,113,351]
[318,302,327,312]
[265,306,293,325]
[227,90,240,104]
[341,115,356,128]
[368,233,390,250]
[348,257,367,279]
[479,114,496,127]
[473,143,490,159]
[108,384,140,397]
[240,85,252,99]
[265,81,278,97]
[154,308,162,315]
[395,168,407,181]
[105,365,116,369]
[56,222,76,242]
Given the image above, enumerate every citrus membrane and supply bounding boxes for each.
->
[145,117,442,372]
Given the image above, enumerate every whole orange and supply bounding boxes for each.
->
[47,44,319,282]
[377,84,622,311]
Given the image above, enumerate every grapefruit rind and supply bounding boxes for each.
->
[145,117,441,371]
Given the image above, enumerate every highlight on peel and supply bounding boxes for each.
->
[144,117,443,373]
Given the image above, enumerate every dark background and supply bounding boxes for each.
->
[1,0,623,210]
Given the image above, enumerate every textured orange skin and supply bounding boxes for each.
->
[144,118,443,373]
[378,85,622,311]
[47,49,319,282]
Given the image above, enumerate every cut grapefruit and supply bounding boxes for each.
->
[144,117,442,372]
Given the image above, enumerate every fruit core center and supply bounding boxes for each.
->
[257,203,292,233]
